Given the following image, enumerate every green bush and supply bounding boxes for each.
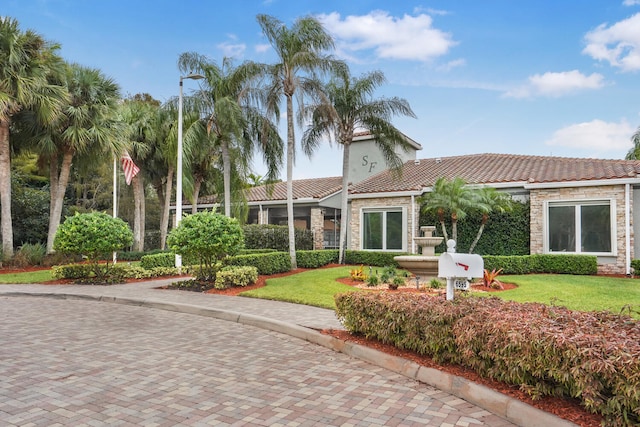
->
[224,251,291,275]
[483,254,597,275]
[296,250,339,268]
[631,259,640,276]
[167,211,244,282]
[140,252,174,269]
[344,250,407,267]
[53,263,179,282]
[242,224,313,251]
[11,243,46,267]
[214,266,258,290]
[335,292,640,426]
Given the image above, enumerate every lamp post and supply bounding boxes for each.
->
[175,73,204,269]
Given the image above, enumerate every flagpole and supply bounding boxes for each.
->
[112,156,117,264]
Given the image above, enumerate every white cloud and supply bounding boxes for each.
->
[545,119,635,152]
[318,11,457,62]
[437,58,466,72]
[583,12,640,71]
[254,43,271,54]
[623,0,640,6]
[504,70,605,98]
[217,41,246,58]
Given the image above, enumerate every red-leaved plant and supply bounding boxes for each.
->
[482,268,504,289]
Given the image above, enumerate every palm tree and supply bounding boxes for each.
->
[0,17,67,257]
[467,187,513,253]
[35,63,124,253]
[118,96,159,251]
[625,126,640,160]
[257,14,343,269]
[420,176,477,244]
[302,68,416,263]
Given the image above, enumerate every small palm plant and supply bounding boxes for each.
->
[483,268,504,289]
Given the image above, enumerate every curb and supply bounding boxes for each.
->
[1,291,578,427]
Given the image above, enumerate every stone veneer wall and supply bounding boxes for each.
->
[529,184,632,275]
[310,208,324,250]
[349,196,419,252]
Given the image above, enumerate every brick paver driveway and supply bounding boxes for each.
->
[0,296,514,426]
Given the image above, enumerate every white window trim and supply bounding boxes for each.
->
[543,198,617,256]
[360,206,407,252]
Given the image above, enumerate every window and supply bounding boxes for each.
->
[546,200,614,254]
[362,208,404,251]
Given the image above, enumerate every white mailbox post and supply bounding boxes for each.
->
[438,240,484,300]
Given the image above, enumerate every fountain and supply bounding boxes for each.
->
[394,226,443,279]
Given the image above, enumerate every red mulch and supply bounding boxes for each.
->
[0,263,603,425]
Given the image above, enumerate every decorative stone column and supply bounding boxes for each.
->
[310,208,325,250]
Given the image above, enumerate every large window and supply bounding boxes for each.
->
[547,200,614,254]
[362,208,404,250]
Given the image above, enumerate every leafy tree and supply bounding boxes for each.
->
[302,68,416,263]
[0,17,67,257]
[53,212,133,282]
[467,187,514,253]
[419,177,480,244]
[257,14,344,269]
[625,126,640,160]
[167,210,244,282]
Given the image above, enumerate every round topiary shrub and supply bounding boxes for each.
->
[167,210,244,282]
[53,212,134,283]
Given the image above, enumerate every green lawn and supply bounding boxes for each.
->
[0,269,54,284]
[240,266,361,309]
[500,274,640,317]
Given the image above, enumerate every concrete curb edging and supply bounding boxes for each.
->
[1,291,578,427]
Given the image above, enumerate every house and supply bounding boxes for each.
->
[188,133,640,275]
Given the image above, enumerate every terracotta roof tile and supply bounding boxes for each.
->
[350,153,640,194]
[247,176,343,202]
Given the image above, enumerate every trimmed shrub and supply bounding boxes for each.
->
[214,266,258,290]
[52,263,180,282]
[224,251,291,275]
[344,250,407,267]
[140,252,174,269]
[296,250,339,268]
[335,292,640,426]
[483,254,597,275]
[242,224,313,251]
[631,259,640,276]
[167,211,244,282]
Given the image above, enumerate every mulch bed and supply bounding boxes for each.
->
[0,263,602,425]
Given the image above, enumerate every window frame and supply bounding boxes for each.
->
[543,198,616,256]
[360,206,407,252]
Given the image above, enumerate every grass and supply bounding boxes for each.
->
[0,269,54,284]
[500,274,640,318]
[240,266,362,309]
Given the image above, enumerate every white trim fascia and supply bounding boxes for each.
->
[318,191,343,203]
[525,178,640,189]
[349,190,423,199]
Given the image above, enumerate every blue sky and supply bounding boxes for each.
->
[5,0,640,179]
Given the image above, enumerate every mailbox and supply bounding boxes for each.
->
[438,240,484,300]
[438,253,484,279]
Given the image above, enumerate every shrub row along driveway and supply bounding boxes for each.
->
[0,296,515,426]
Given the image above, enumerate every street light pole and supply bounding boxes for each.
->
[175,73,204,269]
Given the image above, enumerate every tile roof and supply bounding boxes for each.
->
[349,153,640,195]
[247,176,343,202]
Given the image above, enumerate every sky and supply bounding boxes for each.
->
[4,0,640,180]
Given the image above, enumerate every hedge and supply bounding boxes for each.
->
[223,251,291,275]
[344,250,409,267]
[335,292,640,427]
[483,254,597,275]
[242,224,313,251]
[296,249,339,268]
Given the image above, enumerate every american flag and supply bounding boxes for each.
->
[121,152,140,185]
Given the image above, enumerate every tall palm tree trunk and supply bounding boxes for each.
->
[159,168,174,250]
[286,94,297,269]
[132,174,145,251]
[192,179,202,214]
[47,150,74,253]
[221,141,232,217]
[338,142,350,264]
[0,121,13,258]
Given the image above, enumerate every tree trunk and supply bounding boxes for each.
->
[132,173,145,251]
[221,140,231,217]
[0,121,13,258]
[159,167,174,250]
[47,150,74,253]
[286,94,297,269]
[338,142,350,264]
[192,178,202,214]
[468,223,485,254]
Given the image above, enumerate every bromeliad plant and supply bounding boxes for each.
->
[482,268,504,289]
